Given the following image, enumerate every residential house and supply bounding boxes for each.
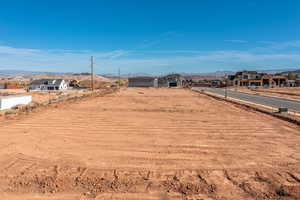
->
[232,71,288,87]
[29,79,68,90]
[128,74,185,88]
[157,74,184,88]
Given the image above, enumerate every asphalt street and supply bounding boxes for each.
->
[193,87,300,112]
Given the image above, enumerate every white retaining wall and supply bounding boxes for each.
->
[0,95,32,110]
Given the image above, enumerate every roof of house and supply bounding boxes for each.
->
[30,79,64,86]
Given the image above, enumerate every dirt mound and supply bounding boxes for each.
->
[24,74,111,82]
[79,80,111,89]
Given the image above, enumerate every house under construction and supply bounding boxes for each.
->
[231,71,288,87]
[128,77,155,88]
[128,74,185,88]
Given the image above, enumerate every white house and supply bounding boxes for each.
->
[29,79,68,90]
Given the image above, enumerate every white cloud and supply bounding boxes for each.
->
[0,45,130,73]
[0,46,42,55]
[256,40,300,50]
[0,45,300,74]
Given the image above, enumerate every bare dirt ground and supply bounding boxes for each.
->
[237,87,300,101]
[0,88,300,199]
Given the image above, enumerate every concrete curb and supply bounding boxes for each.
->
[192,89,300,126]
[204,90,300,116]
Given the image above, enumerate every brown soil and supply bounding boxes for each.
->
[0,88,299,199]
[79,80,112,89]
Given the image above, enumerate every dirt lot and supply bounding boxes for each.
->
[0,88,300,199]
[237,87,300,101]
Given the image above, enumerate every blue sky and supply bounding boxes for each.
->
[0,0,300,74]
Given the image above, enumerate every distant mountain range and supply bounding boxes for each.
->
[0,69,62,75]
[282,69,300,75]
[0,69,40,75]
[0,68,299,77]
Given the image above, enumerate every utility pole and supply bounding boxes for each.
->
[90,56,94,91]
[225,73,228,99]
[118,68,121,90]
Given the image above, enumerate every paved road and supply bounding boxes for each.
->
[193,87,300,112]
